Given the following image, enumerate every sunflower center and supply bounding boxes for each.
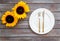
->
[16,6,24,14]
[6,15,14,23]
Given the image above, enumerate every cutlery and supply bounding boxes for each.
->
[42,11,44,32]
[38,12,40,32]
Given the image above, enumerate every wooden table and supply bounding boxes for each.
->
[0,0,60,41]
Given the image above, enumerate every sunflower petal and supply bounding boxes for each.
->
[24,4,30,12]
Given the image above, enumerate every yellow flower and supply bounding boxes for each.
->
[1,11,18,27]
[12,1,30,19]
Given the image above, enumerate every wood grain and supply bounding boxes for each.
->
[0,37,60,41]
[0,0,60,4]
[0,4,60,11]
[0,0,60,41]
[0,29,60,37]
[1,37,60,41]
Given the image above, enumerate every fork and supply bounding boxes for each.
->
[38,12,40,32]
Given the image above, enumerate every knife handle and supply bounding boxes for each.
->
[42,20,44,32]
[42,11,44,32]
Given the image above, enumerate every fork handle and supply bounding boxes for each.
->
[39,18,40,32]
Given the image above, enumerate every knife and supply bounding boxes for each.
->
[42,11,44,32]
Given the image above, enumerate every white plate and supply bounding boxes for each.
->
[29,8,55,34]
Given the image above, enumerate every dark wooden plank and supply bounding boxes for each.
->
[0,0,60,4]
[34,38,58,41]
[0,37,33,41]
[0,29,32,37]
[0,37,60,41]
[0,4,60,12]
[0,29,60,37]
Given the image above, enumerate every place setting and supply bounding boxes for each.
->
[29,8,55,34]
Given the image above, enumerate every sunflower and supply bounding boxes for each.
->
[12,1,30,19]
[1,11,18,27]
